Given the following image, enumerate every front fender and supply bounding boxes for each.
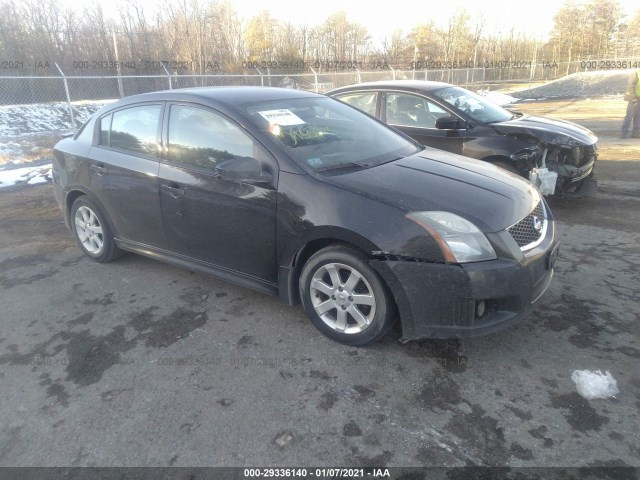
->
[277,226,382,306]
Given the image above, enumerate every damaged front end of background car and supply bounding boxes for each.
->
[327,81,601,199]
[499,125,598,199]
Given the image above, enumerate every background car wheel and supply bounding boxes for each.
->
[299,245,395,346]
[71,197,121,263]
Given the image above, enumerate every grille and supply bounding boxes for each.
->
[507,201,546,249]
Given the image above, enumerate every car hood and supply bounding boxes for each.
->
[491,114,598,146]
[324,148,542,233]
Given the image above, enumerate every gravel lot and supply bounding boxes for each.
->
[0,97,639,468]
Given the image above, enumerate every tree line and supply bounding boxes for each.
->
[1,0,639,76]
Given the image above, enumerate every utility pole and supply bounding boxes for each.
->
[112,28,124,98]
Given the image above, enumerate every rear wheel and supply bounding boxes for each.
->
[71,197,121,263]
[299,245,395,346]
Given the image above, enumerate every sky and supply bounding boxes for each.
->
[242,0,640,40]
[74,0,640,42]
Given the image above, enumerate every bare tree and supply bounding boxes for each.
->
[0,0,636,79]
[245,11,277,61]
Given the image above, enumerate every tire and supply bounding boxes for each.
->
[299,245,395,346]
[70,196,121,263]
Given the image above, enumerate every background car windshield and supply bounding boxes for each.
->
[432,87,513,124]
[243,97,419,171]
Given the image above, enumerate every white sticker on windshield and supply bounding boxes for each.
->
[258,109,305,126]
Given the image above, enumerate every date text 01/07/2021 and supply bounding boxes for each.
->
[243,468,391,478]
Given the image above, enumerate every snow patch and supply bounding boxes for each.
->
[0,100,115,136]
[0,141,25,156]
[571,370,619,399]
[0,164,52,189]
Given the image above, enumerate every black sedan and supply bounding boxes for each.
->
[328,80,598,198]
[53,87,559,346]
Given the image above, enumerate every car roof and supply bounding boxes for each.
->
[109,86,324,108]
[328,80,453,95]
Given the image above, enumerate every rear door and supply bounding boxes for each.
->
[158,103,278,282]
[88,103,167,248]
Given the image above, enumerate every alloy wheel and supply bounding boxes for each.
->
[309,262,377,334]
[74,205,104,255]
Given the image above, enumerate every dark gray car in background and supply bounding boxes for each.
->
[328,80,598,198]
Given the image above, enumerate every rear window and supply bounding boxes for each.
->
[104,105,162,156]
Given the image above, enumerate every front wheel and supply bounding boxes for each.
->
[299,245,395,346]
[71,196,121,263]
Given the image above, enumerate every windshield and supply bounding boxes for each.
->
[432,86,513,124]
[242,97,420,172]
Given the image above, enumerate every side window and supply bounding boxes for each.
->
[168,105,254,171]
[386,93,448,128]
[110,105,161,156]
[99,113,112,146]
[335,92,377,116]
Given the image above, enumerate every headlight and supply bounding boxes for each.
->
[406,211,497,263]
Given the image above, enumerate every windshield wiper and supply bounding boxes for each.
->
[316,162,369,172]
[377,156,405,166]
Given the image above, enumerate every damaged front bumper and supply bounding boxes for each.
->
[513,144,598,197]
[558,170,598,199]
[371,220,559,341]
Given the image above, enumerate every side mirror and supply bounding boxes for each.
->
[215,157,272,185]
[435,116,465,130]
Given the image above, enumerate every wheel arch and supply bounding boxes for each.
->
[66,189,123,263]
[277,227,389,308]
[64,187,118,237]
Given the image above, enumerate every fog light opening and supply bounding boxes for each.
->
[476,300,486,318]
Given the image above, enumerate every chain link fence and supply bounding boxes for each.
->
[0,60,629,130]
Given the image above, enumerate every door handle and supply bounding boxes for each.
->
[161,184,185,198]
[90,164,107,175]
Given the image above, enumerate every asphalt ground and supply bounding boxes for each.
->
[0,98,639,468]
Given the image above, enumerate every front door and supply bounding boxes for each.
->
[383,92,468,155]
[158,103,278,282]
